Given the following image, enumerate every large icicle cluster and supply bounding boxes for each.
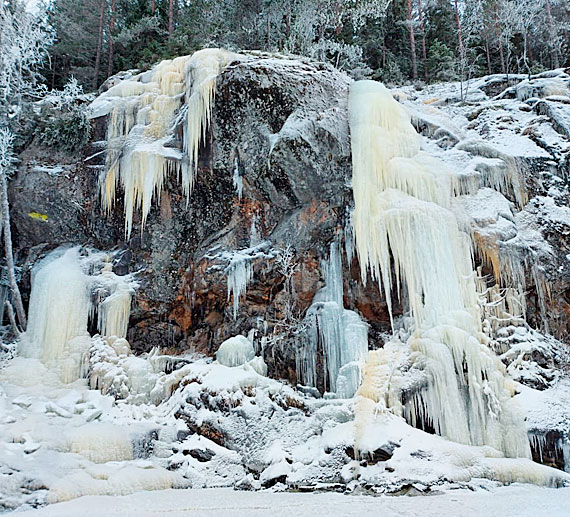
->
[349,80,530,458]
[297,241,369,398]
[20,248,136,383]
[90,49,238,237]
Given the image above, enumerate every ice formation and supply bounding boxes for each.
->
[92,49,238,237]
[20,248,136,383]
[233,155,243,200]
[297,241,368,398]
[349,80,530,457]
[206,243,274,319]
[216,335,255,367]
[20,248,92,383]
[95,262,133,339]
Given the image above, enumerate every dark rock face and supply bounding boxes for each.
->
[9,55,392,382]
[8,56,569,392]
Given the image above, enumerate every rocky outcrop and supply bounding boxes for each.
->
[9,54,393,382]
[8,58,570,389]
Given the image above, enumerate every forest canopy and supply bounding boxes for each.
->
[1,1,569,93]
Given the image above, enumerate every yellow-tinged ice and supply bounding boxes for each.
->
[349,80,530,459]
[100,49,237,238]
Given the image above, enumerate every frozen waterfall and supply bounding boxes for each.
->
[349,80,530,458]
[19,248,136,383]
[20,248,92,383]
[297,241,368,398]
[90,48,238,238]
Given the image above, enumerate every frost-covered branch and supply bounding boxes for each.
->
[0,2,54,121]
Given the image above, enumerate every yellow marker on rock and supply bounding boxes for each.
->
[28,212,48,221]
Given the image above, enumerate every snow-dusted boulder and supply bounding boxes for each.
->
[215,336,255,367]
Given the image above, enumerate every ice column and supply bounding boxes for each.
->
[298,241,368,397]
[21,248,92,382]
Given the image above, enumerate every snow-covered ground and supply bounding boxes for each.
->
[12,485,570,517]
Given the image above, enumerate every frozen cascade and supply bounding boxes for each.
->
[20,248,136,383]
[91,49,238,237]
[20,248,92,383]
[297,241,368,398]
[349,80,530,458]
[96,262,134,339]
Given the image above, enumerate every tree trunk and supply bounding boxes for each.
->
[285,2,290,39]
[93,0,106,89]
[485,30,492,74]
[545,0,560,68]
[406,0,418,80]
[107,0,116,77]
[151,0,155,15]
[454,0,464,56]
[169,0,174,35]
[6,301,20,337]
[417,0,427,79]
[0,174,26,330]
[494,11,506,74]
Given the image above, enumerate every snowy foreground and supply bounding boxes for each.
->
[13,485,570,517]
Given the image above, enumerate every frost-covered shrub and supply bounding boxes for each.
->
[35,108,90,153]
[35,78,91,153]
[309,40,371,79]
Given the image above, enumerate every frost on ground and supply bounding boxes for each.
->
[11,485,570,517]
[1,331,568,512]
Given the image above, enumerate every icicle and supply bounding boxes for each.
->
[181,49,237,198]
[456,140,528,209]
[226,258,254,320]
[94,49,238,238]
[297,241,368,397]
[233,154,243,200]
[212,243,273,320]
[531,264,551,334]
[349,80,530,458]
[249,210,261,247]
[344,207,355,265]
[96,263,133,339]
